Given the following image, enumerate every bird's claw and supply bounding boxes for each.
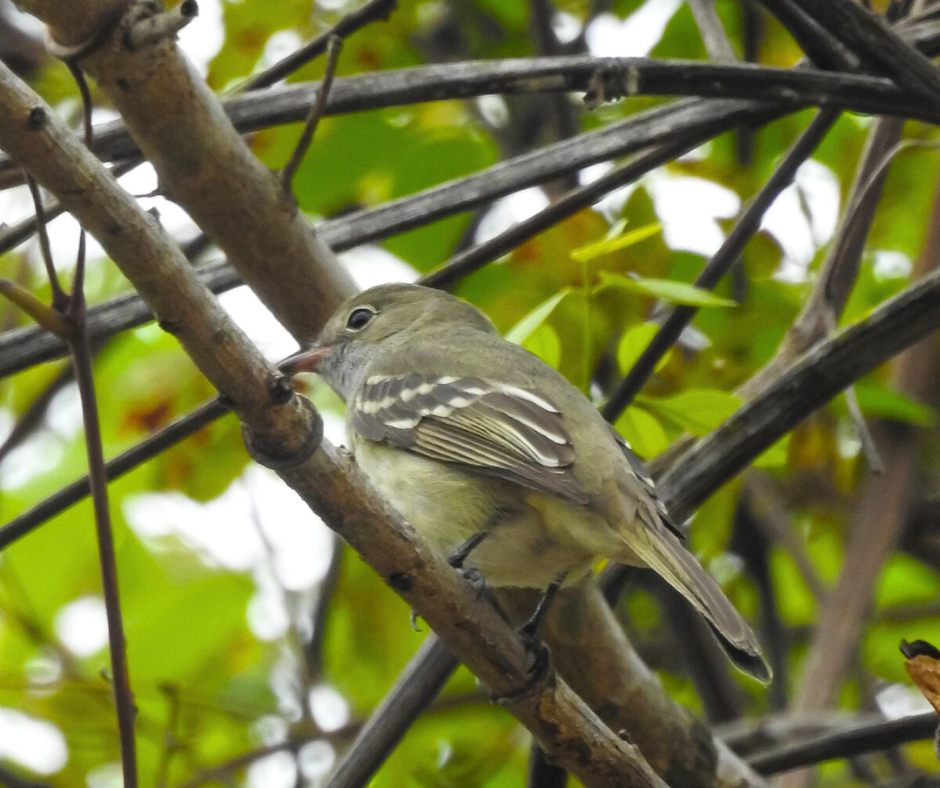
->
[458,567,487,599]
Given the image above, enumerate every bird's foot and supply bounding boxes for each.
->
[458,567,487,599]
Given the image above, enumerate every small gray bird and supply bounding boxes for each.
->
[288,283,770,682]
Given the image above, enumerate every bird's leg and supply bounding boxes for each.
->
[519,572,568,641]
[447,531,489,569]
[448,531,489,598]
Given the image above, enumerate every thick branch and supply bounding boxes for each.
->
[657,262,940,518]
[1,56,938,182]
[16,0,354,342]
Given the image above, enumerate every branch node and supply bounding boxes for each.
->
[491,642,556,708]
[42,0,133,62]
[125,0,198,50]
[26,106,46,130]
[268,373,294,405]
[584,60,640,110]
[241,395,323,472]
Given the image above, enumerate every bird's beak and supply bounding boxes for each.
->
[280,344,331,376]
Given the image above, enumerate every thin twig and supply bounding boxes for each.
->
[303,533,343,685]
[746,712,937,774]
[10,44,940,187]
[750,0,858,70]
[0,398,229,551]
[24,157,139,786]
[786,0,940,102]
[601,108,839,421]
[421,137,703,290]
[688,0,739,62]
[324,635,459,788]
[24,176,65,309]
[69,262,139,787]
[280,36,343,194]
[822,306,884,472]
[527,742,569,788]
[243,0,396,91]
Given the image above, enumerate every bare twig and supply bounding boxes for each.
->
[688,0,738,62]
[324,636,459,788]
[421,137,705,290]
[304,534,343,685]
[601,108,839,421]
[24,176,65,309]
[786,0,940,101]
[749,0,858,69]
[747,712,937,774]
[0,398,229,551]
[23,115,139,787]
[243,0,396,91]
[281,36,343,194]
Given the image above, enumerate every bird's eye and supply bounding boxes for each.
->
[346,307,376,331]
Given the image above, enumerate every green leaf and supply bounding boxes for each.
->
[613,406,669,458]
[597,272,737,307]
[639,389,741,436]
[522,324,561,368]
[617,323,659,374]
[504,289,569,344]
[570,223,663,263]
[753,434,791,468]
[854,381,935,427]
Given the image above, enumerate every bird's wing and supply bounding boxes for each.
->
[350,373,589,504]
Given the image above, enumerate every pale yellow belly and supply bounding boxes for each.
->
[353,439,621,588]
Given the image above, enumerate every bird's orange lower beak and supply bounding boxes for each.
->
[280,345,330,375]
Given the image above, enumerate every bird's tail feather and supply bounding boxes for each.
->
[624,527,772,684]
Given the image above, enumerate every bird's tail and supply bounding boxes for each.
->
[624,525,772,684]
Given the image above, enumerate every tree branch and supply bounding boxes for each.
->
[601,108,838,420]
[3,55,940,183]
[16,0,355,342]
[746,712,937,774]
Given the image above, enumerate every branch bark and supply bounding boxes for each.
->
[16,0,354,342]
[2,55,940,183]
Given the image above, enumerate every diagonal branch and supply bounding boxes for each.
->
[746,711,937,774]
[785,0,940,102]
[601,108,838,421]
[16,0,355,343]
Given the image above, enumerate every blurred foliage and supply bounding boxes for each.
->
[2,0,940,786]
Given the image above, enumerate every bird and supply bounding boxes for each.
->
[286,282,770,682]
